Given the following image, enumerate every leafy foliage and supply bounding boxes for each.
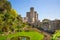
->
[0,0,28,33]
[52,30,60,40]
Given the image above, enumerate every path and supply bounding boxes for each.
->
[33,28,51,40]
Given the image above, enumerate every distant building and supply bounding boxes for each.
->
[23,17,28,23]
[23,7,39,27]
[22,7,60,32]
[41,19,51,31]
[26,7,38,23]
[54,20,60,30]
[41,19,60,32]
[49,20,60,31]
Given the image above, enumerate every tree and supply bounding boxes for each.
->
[3,1,12,11]
[0,0,12,13]
[0,0,29,34]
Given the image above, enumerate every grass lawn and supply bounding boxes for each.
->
[52,30,60,40]
[0,31,44,40]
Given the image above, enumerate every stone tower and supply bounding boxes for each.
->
[26,7,38,23]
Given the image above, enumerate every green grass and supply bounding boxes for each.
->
[52,30,60,40]
[0,31,44,40]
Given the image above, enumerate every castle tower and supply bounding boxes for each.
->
[26,7,38,23]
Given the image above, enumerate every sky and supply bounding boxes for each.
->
[8,0,60,21]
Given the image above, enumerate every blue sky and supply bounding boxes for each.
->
[8,0,60,21]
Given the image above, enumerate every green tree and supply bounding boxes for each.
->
[0,0,30,34]
[0,0,12,13]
